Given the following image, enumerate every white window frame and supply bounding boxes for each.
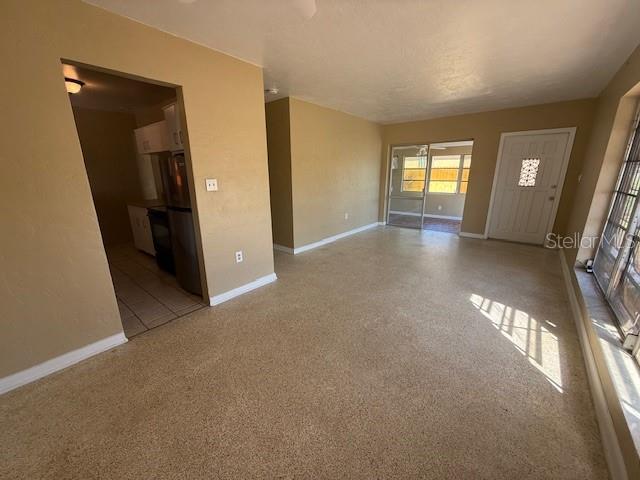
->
[593,105,640,349]
[427,154,471,195]
[400,155,428,193]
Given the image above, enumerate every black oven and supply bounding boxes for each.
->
[147,207,175,274]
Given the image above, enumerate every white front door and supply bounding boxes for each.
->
[488,129,574,244]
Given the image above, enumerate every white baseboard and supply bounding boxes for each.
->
[274,223,380,255]
[459,231,486,239]
[389,210,422,217]
[210,273,277,306]
[292,222,380,254]
[389,210,462,221]
[273,243,294,254]
[0,332,127,395]
[559,250,629,480]
[378,221,386,226]
[424,213,463,221]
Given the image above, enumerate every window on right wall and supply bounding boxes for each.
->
[428,154,472,194]
[592,107,640,349]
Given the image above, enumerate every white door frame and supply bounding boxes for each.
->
[385,144,430,228]
[483,127,577,242]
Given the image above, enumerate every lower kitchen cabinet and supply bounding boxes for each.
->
[127,205,155,256]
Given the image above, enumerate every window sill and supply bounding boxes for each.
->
[574,268,640,459]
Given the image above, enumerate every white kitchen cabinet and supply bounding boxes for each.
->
[134,120,169,154]
[136,154,159,200]
[127,205,155,255]
[162,102,184,152]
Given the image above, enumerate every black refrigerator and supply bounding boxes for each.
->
[160,152,202,296]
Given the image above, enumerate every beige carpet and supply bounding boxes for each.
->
[0,227,607,479]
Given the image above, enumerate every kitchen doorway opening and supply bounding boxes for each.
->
[386,140,473,234]
[61,61,207,339]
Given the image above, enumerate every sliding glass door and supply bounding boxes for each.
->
[386,145,429,229]
[593,110,640,338]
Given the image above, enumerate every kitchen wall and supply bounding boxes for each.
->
[72,107,143,246]
[565,45,640,265]
[0,0,274,378]
[133,99,176,128]
[380,99,597,235]
[133,101,178,202]
[265,98,294,248]
[289,98,382,247]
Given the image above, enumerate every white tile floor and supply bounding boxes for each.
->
[106,245,205,338]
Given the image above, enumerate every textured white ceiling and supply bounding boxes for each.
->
[84,0,640,124]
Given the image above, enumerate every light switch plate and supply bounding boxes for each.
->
[205,178,218,191]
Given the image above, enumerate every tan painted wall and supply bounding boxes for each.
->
[380,99,597,235]
[566,45,640,265]
[265,99,294,248]
[72,107,143,246]
[0,0,274,377]
[289,98,382,247]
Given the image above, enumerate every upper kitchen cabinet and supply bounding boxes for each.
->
[163,103,184,152]
[134,120,169,154]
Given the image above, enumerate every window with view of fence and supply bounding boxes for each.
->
[428,154,471,194]
[593,107,640,340]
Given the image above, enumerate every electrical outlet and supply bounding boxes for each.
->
[235,250,243,263]
[437,205,442,211]
[344,212,349,220]
[205,178,218,191]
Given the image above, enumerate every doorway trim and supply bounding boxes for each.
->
[385,144,430,228]
[63,59,209,315]
[483,127,577,242]
[384,139,474,229]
